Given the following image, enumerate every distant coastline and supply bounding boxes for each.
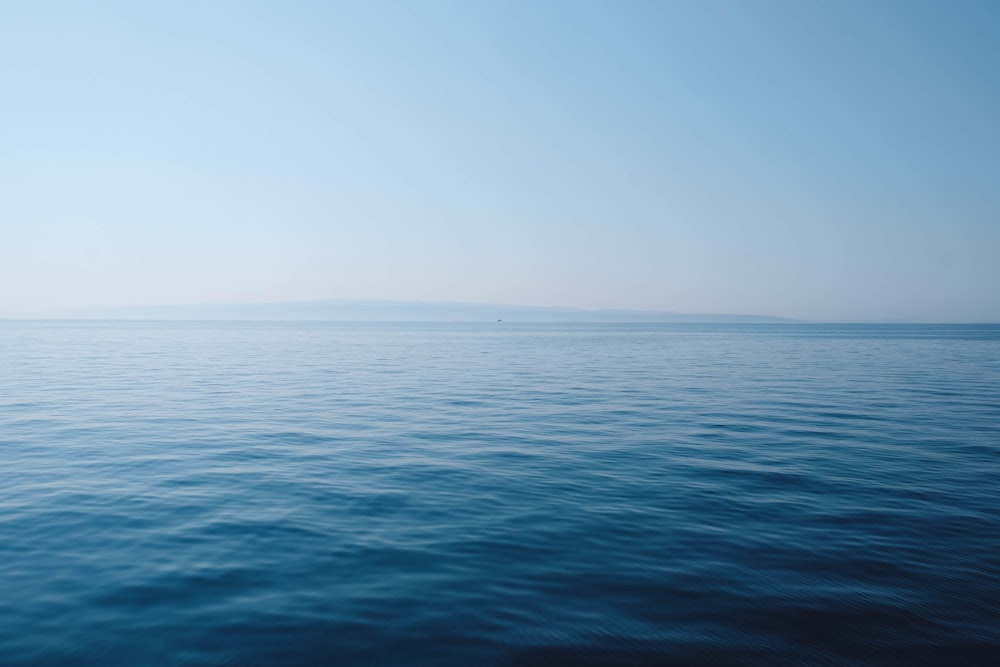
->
[36,299,801,323]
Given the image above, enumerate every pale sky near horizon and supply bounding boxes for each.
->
[3,0,999,321]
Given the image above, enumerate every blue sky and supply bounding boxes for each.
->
[3,0,998,321]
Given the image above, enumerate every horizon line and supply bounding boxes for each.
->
[3,298,999,325]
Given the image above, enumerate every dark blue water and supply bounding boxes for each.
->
[2,321,999,666]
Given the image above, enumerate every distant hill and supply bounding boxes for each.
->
[62,299,800,323]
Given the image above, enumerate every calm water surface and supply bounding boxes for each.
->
[1,322,999,665]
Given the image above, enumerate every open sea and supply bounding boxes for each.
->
[1,321,998,666]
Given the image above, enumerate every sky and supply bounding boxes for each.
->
[2,0,999,322]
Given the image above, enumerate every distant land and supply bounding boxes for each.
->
[50,300,800,323]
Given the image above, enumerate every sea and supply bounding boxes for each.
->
[1,321,998,666]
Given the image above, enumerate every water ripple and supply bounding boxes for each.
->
[1,322,998,665]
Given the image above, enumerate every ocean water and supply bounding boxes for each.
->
[1,321,998,666]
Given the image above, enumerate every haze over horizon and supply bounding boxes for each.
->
[22,297,805,323]
[4,1,999,323]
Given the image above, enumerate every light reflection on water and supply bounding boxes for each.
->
[1,321,999,665]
